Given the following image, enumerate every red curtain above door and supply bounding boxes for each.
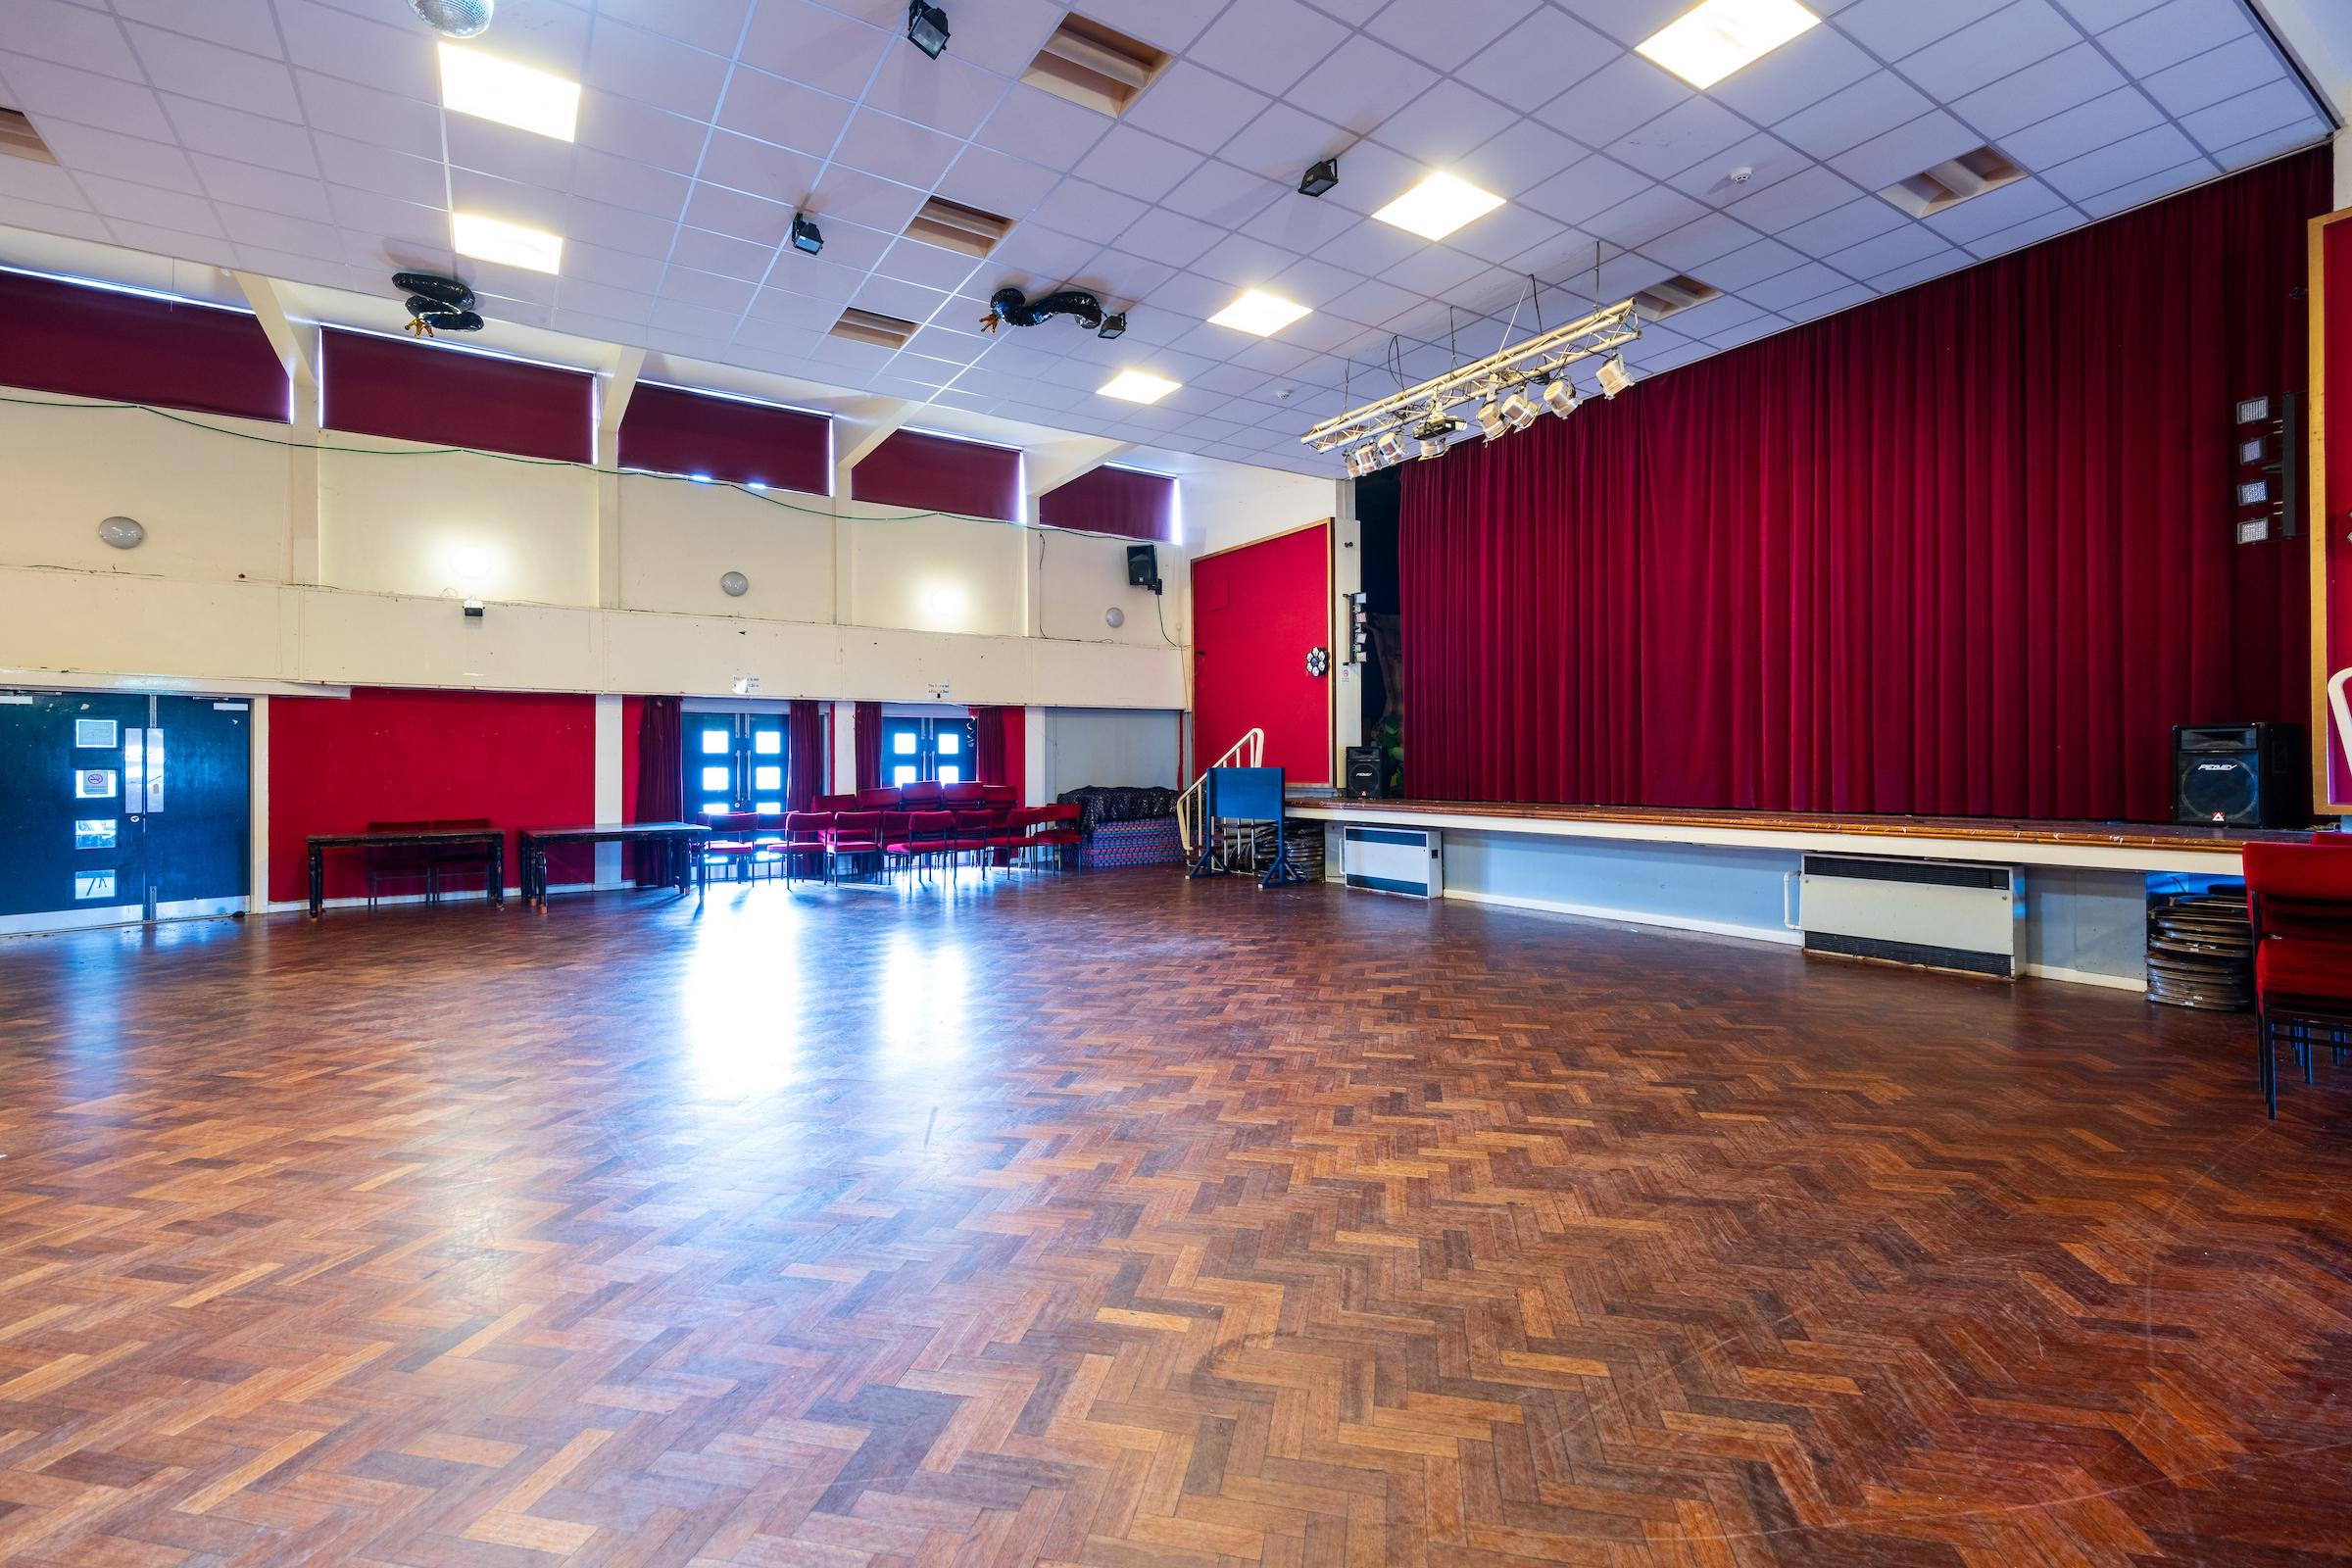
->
[1400,148,2328,822]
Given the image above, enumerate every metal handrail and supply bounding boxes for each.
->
[1175,728,1263,856]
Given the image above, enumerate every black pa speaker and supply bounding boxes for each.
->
[1125,544,1162,594]
[1344,745,1385,800]
[2173,723,2304,827]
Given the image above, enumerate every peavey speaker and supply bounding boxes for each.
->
[1344,745,1384,800]
[1125,544,1162,594]
[2174,723,2304,827]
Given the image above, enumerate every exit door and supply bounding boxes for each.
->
[0,691,251,933]
[687,710,788,815]
[881,716,975,786]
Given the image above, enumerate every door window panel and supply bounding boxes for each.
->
[701,730,728,754]
[755,731,781,755]
[74,819,116,850]
[74,870,116,901]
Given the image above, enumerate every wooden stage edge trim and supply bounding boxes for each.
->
[1286,797,2314,874]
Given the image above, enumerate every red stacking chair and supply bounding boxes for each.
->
[951,809,995,875]
[983,805,1034,874]
[2243,842,2352,1116]
[827,809,884,882]
[858,786,903,809]
[812,793,860,813]
[702,812,761,884]
[888,810,956,883]
[780,811,831,884]
[980,784,1018,820]
[942,781,986,809]
[901,779,945,810]
[1029,801,1083,872]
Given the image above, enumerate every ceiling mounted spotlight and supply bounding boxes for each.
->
[791,213,823,255]
[906,0,950,59]
[1499,390,1539,431]
[410,0,493,38]
[1097,311,1127,340]
[97,514,145,550]
[1597,352,1635,399]
[1298,157,1339,198]
[1543,379,1580,418]
[1474,399,1505,441]
[1411,415,1462,443]
[1416,439,1448,462]
[1374,430,1407,466]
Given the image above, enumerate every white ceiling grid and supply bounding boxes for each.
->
[0,0,2330,476]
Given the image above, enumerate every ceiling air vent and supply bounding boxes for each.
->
[1632,274,1722,320]
[830,307,918,350]
[1880,146,2026,220]
[0,108,55,164]
[904,195,1012,260]
[1021,14,1169,118]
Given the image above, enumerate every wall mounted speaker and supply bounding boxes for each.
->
[1126,544,1162,594]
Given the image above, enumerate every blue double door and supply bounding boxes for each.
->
[0,691,251,931]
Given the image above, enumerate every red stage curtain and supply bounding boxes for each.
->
[628,695,681,880]
[1400,148,2327,823]
[854,701,884,791]
[1038,466,1176,540]
[786,699,825,811]
[969,705,1023,793]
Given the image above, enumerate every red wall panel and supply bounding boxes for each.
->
[2324,220,2352,810]
[0,269,287,422]
[618,382,830,495]
[1038,466,1176,541]
[322,328,591,463]
[1192,524,1331,786]
[268,687,596,904]
[850,429,1020,520]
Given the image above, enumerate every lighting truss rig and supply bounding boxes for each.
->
[1303,299,1642,474]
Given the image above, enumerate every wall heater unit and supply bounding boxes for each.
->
[1342,824,1443,898]
[1794,854,2022,978]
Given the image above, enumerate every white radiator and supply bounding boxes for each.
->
[1794,854,2022,978]
[1341,825,1443,899]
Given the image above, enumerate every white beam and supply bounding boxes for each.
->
[232,270,317,405]
[594,348,644,610]
[831,394,916,494]
[232,270,320,585]
[1024,438,1137,510]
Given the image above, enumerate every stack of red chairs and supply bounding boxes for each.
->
[2243,832,2352,1116]
[698,783,1088,888]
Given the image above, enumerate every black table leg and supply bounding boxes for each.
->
[309,847,324,918]
[491,841,506,908]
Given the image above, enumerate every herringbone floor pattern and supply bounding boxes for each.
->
[0,871,2346,1566]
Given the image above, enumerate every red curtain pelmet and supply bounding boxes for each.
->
[1401,149,2328,822]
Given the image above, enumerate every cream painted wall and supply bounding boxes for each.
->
[0,392,1237,709]
[318,437,600,607]
[1186,465,1341,558]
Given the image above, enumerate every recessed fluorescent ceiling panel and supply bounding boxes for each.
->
[1637,0,1820,90]
[1371,172,1504,241]
[1099,369,1180,403]
[1209,289,1311,336]
[438,44,580,140]
[453,213,564,272]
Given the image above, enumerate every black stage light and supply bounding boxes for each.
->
[790,213,823,255]
[1097,312,1127,340]
[1298,157,1339,197]
[907,0,950,58]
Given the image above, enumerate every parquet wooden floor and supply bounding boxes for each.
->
[1,871,2347,1567]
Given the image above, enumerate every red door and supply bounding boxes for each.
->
[1191,522,1332,786]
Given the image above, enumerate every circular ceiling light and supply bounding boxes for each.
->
[1103,606,1125,628]
[97,515,146,550]
[720,571,750,598]
[410,0,494,37]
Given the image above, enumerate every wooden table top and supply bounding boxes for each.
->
[305,828,503,849]
[1292,796,2317,856]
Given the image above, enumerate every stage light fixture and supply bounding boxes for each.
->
[1097,311,1127,340]
[790,213,823,254]
[906,0,950,58]
[1542,378,1580,418]
[1498,390,1539,430]
[1596,352,1635,399]
[1298,158,1340,198]
[1374,430,1406,466]
[1475,399,1505,441]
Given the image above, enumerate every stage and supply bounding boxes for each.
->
[1283,798,2313,991]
